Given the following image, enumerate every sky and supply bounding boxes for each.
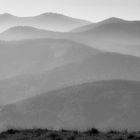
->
[0,0,140,22]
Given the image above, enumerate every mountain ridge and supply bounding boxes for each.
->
[1,80,140,130]
[0,12,91,32]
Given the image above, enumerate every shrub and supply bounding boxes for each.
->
[108,130,120,134]
[72,130,79,135]
[48,132,61,140]
[2,129,20,135]
[67,135,75,140]
[127,134,136,139]
[85,128,99,135]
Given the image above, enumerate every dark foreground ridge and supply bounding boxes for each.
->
[0,128,140,140]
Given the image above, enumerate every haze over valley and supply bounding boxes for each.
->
[0,11,140,132]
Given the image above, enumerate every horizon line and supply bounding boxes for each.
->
[0,12,140,23]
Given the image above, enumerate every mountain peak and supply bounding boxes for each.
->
[0,12,90,32]
[0,13,13,17]
[37,12,68,18]
[1,26,47,34]
[101,17,127,24]
[1,13,11,15]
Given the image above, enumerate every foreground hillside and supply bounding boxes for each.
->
[0,128,140,140]
[1,80,140,130]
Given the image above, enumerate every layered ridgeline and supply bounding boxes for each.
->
[72,17,140,56]
[0,80,140,130]
[0,26,64,40]
[0,15,140,131]
[0,38,101,104]
[0,17,140,56]
[0,39,140,105]
[0,13,91,32]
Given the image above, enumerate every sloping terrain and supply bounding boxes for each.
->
[0,38,102,104]
[1,46,140,105]
[1,17,140,57]
[0,16,140,133]
[0,80,140,130]
[0,13,91,32]
[0,26,62,40]
[0,38,100,79]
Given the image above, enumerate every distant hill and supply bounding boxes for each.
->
[82,18,140,41]
[70,18,140,56]
[0,38,100,80]
[0,38,102,104]
[1,17,140,56]
[0,26,63,40]
[74,17,140,44]
[0,15,140,132]
[72,17,139,34]
[1,80,140,130]
[0,13,91,32]
[0,45,140,105]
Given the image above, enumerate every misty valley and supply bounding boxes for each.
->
[0,12,140,140]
